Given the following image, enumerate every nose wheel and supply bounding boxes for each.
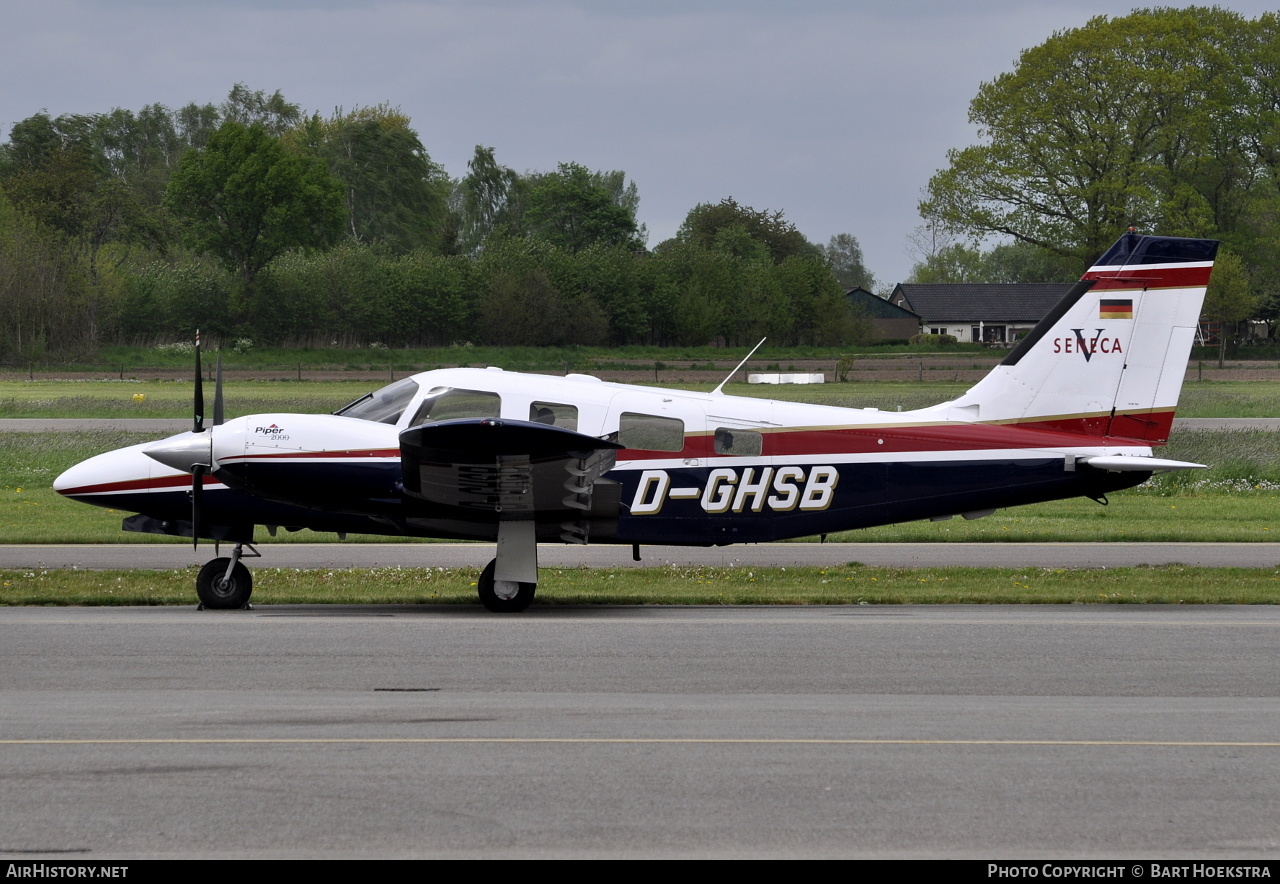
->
[195,543,258,610]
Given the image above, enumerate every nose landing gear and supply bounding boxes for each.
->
[196,542,259,610]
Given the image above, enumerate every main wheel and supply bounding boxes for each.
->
[477,559,535,613]
[196,557,253,609]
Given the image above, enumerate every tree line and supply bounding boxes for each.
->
[0,86,876,362]
[9,7,1280,366]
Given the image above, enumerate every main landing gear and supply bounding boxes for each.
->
[195,542,259,610]
[477,559,536,613]
[477,520,539,613]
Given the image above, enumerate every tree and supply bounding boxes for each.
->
[542,243,650,344]
[921,8,1261,264]
[907,239,1080,284]
[524,162,643,253]
[97,104,185,206]
[1,112,163,290]
[650,239,731,346]
[454,145,525,252]
[773,253,865,345]
[676,198,816,264]
[978,241,1079,283]
[820,233,875,290]
[0,188,94,361]
[220,84,302,137]
[1203,251,1259,366]
[164,121,344,322]
[175,102,220,152]
[297,105,452,253]
[906,243,985,283]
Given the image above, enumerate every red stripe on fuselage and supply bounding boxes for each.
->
[620,414,1169,462]
[58,473,220,497]
[1019,411,1174,442]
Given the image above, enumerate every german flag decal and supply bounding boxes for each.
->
[1099,298,1133,319]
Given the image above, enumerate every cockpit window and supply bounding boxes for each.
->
[334,377,419,424]
[408,388,501,426]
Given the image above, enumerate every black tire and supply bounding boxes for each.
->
[196,557,253,609]
[477,559,535,613]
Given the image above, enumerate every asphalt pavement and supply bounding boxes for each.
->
[1,604,1277,858]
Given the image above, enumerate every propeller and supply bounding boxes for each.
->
[143,331,227,549]
[213,354,224,427]
[191,463,206,548]
[194,330,205,434]
[187,330,225,548]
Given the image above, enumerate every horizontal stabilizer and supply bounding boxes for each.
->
[1078,456,1206,473]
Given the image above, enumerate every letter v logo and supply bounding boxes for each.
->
[1070,329,1104,363]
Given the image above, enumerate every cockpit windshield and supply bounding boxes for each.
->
[333,377,420,424]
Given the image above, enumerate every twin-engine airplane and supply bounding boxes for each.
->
[55,232,1217,612]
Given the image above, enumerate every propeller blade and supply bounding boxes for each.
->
[193,329,205,434]
[191,463,206,549]
[213,354,225,427]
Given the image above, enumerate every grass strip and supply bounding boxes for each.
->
[2,563,1278,606]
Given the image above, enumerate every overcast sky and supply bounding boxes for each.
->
[4,1,1275,285]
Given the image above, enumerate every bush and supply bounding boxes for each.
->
[909,333,958,346]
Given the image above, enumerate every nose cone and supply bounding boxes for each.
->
[53,455,108,495]
[143,430,213,474]
[53,441,168,503]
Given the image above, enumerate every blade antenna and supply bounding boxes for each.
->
[193,329,205,433]
[712,337,766,396]
[213,353,225,426]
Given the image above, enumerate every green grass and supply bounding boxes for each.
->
[2,563,1277,606]
[0,378,1276,418]
[0,380,367,419]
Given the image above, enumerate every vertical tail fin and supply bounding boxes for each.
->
[946,233,1218,442]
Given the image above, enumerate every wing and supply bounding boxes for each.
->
[399,418,623,541]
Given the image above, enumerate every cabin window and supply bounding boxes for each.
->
[530,402,578,431]
[619,413,685,452]
[713,427,763,457]
[335,377,419,424]
[409,388,501,426]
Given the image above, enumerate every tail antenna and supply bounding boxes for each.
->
[712,338,766,396]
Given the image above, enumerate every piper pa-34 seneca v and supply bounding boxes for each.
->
[55,232,1218,612]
